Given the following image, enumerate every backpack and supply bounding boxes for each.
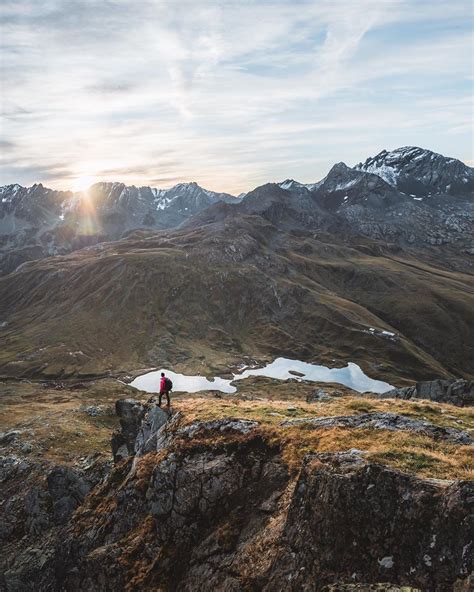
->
[164,377,173,391]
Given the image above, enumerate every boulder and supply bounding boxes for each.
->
[380,379,473,407]
[306,389,332,403]
[178,418,259,439]
[0,431,21,446]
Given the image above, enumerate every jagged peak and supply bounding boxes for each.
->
[326,162,353,176]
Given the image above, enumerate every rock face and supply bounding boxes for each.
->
[265,451,473,592]
[281,412,473,445]
[110,398,146,462]
[381,379,473,407]
[1,400,472,591]
[0,455,108,589]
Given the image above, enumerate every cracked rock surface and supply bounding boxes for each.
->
[280,412,473,444]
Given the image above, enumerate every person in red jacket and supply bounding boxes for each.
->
[159,372,171,407]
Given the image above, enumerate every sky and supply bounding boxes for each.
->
[0,0,473,194]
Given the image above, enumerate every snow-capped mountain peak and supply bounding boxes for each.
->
[355,146,474,196]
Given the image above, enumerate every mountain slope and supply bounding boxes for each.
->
[189,162,473,254]
[0,212,472,383]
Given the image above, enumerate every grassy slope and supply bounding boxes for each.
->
[0,220,472,382]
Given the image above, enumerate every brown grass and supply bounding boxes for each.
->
[1,379,472,479]
[171,395,473,480]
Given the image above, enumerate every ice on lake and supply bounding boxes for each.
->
[129,357,393,395]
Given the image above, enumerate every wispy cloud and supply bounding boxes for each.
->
[0,0,472,193]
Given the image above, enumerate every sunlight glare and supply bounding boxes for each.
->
[71,175,97,192]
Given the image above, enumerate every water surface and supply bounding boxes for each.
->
[130,357,393,394]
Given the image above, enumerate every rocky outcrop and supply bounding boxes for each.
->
[112,398,261,461]
[281,412,472,444]
[1,401,472,592]
[265,451,473,592]
[381,379,473,407]
[110,398,147,462]
[111,398,180,461]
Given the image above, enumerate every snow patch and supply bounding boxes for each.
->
[335,178,358,191]
[360,162,399,186]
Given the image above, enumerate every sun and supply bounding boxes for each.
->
[71,175,97,192]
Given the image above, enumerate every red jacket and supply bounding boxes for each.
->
[160,376,166,393]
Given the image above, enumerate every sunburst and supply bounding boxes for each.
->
[71,175,97,193]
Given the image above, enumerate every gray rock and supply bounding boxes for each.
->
[111,399,146,461]
[134,406,173,456]
[81,405,104,417]
[47,466,91,523]
[178,418,259,439]
[280,412,472,444]
[113,443,129,463]
[265,451,473,591]
[306,389,332,403]
[24,487,50,535]
[3,546,55,592]
[0,430,21,446]
[381,379,473,407]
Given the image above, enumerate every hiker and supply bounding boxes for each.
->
[159,372,172,407]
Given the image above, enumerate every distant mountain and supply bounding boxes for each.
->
[0,181,237,274]
[355,146,474,197]
[1,146,472,276]
[191,152,473,250]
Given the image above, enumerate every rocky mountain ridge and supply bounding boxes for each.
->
[0,181,237,275]
[1,146,472,276]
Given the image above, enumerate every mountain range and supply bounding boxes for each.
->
[0,146,473,384]
[1,146,472,276]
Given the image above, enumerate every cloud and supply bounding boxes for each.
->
[0,0,472,193]
[0,161,73,184]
